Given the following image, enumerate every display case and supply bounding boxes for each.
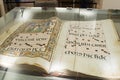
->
[0,7,120,80]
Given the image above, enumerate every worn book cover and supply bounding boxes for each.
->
[0,17,120,80]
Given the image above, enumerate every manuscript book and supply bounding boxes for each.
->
[0,17,120,80]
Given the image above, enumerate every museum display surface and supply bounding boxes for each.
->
[0,7,120,80]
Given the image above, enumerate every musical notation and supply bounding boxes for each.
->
[64,22,110,55]
[0,17,62,61]
[25,43,32,47]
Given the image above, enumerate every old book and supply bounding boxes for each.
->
[0,17,119,79]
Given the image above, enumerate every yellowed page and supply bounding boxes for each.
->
[51,19,120,79]
[0,17,62,72]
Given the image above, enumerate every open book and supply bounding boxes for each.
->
[0,17,120,79]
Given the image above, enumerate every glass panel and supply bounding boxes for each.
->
[0,7,120,80]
